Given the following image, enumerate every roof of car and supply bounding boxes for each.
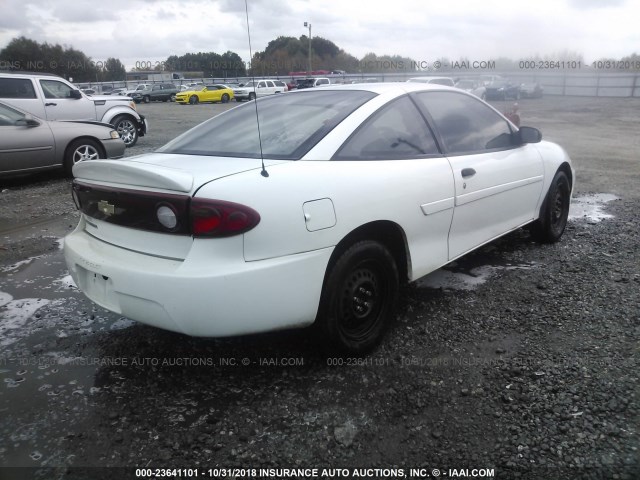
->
[407,76,454,81]
[0,71,62,78]
[288,82,457,95]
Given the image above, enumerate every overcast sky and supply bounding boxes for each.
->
[0,0,638,70]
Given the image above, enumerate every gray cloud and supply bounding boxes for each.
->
[1,0,637,69]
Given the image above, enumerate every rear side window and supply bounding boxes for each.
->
[334,95,440,160]
[415,91,516,154]
[0,102,26,125]
[0,78,37,99]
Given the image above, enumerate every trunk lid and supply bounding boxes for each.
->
[72,153,287,259]
[73,153,287,194]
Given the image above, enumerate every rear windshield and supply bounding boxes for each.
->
[158,90,376,160]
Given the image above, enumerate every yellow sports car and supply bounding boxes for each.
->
[175,84,234,104]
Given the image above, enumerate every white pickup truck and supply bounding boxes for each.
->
[0,72,147,146]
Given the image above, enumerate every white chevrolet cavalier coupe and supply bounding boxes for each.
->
[64,83,573,354]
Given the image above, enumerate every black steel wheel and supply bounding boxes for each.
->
[318,240,399,354]
[531,171,571,243]
[221,93,230,103]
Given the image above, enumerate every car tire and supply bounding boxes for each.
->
[221,93,230,103]
[170,94,176,102]
[317,240,399,355]
[112,115,139,147]
[64,139,103,176]
[248,92,256,101]
[189,95,199,105]
[531,171,571,243]
[143,96,150,103]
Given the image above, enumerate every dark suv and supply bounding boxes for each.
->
[130,84,179,103]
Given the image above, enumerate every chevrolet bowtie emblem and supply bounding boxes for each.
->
[98,200,115,216]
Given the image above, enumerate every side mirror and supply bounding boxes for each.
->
[70,89,83,99]
[16,114,40,127]
[518,126,542,144]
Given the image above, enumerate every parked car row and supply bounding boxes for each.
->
[406,75,543,100]
[479,75,544,100]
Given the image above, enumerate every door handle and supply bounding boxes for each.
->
[45,103,57,106]
[461,168,476,178]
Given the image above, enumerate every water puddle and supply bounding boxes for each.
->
[569,193,618,222]
[0,241,129,466]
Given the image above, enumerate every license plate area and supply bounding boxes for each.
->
[77,265,120,312]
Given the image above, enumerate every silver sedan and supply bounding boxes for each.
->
[0,101,125,177]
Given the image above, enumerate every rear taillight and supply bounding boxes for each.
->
[73,180,260,238]
[190,199,260,238]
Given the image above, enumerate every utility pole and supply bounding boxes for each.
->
[304,21,312,74]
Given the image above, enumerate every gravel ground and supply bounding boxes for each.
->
[0,96,638,479]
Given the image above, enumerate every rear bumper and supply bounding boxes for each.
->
[64,223,332,337]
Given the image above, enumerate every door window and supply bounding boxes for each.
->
[40,79,75,99]
[414,91,516,154]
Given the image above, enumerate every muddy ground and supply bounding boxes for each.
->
[0,95,638,480]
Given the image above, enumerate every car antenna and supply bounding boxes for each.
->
[244,0,269,178]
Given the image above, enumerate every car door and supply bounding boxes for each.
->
[38,78,96,121]
[254,81,270,97]
[151,85,162,100]
[203,86,219,102]
[331,95,455,279]
[0,103,55,173]
[265,80,278,95]
[413,90,544,260]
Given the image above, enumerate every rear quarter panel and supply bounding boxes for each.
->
[531,140,574,214]
[195,158,455,280]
